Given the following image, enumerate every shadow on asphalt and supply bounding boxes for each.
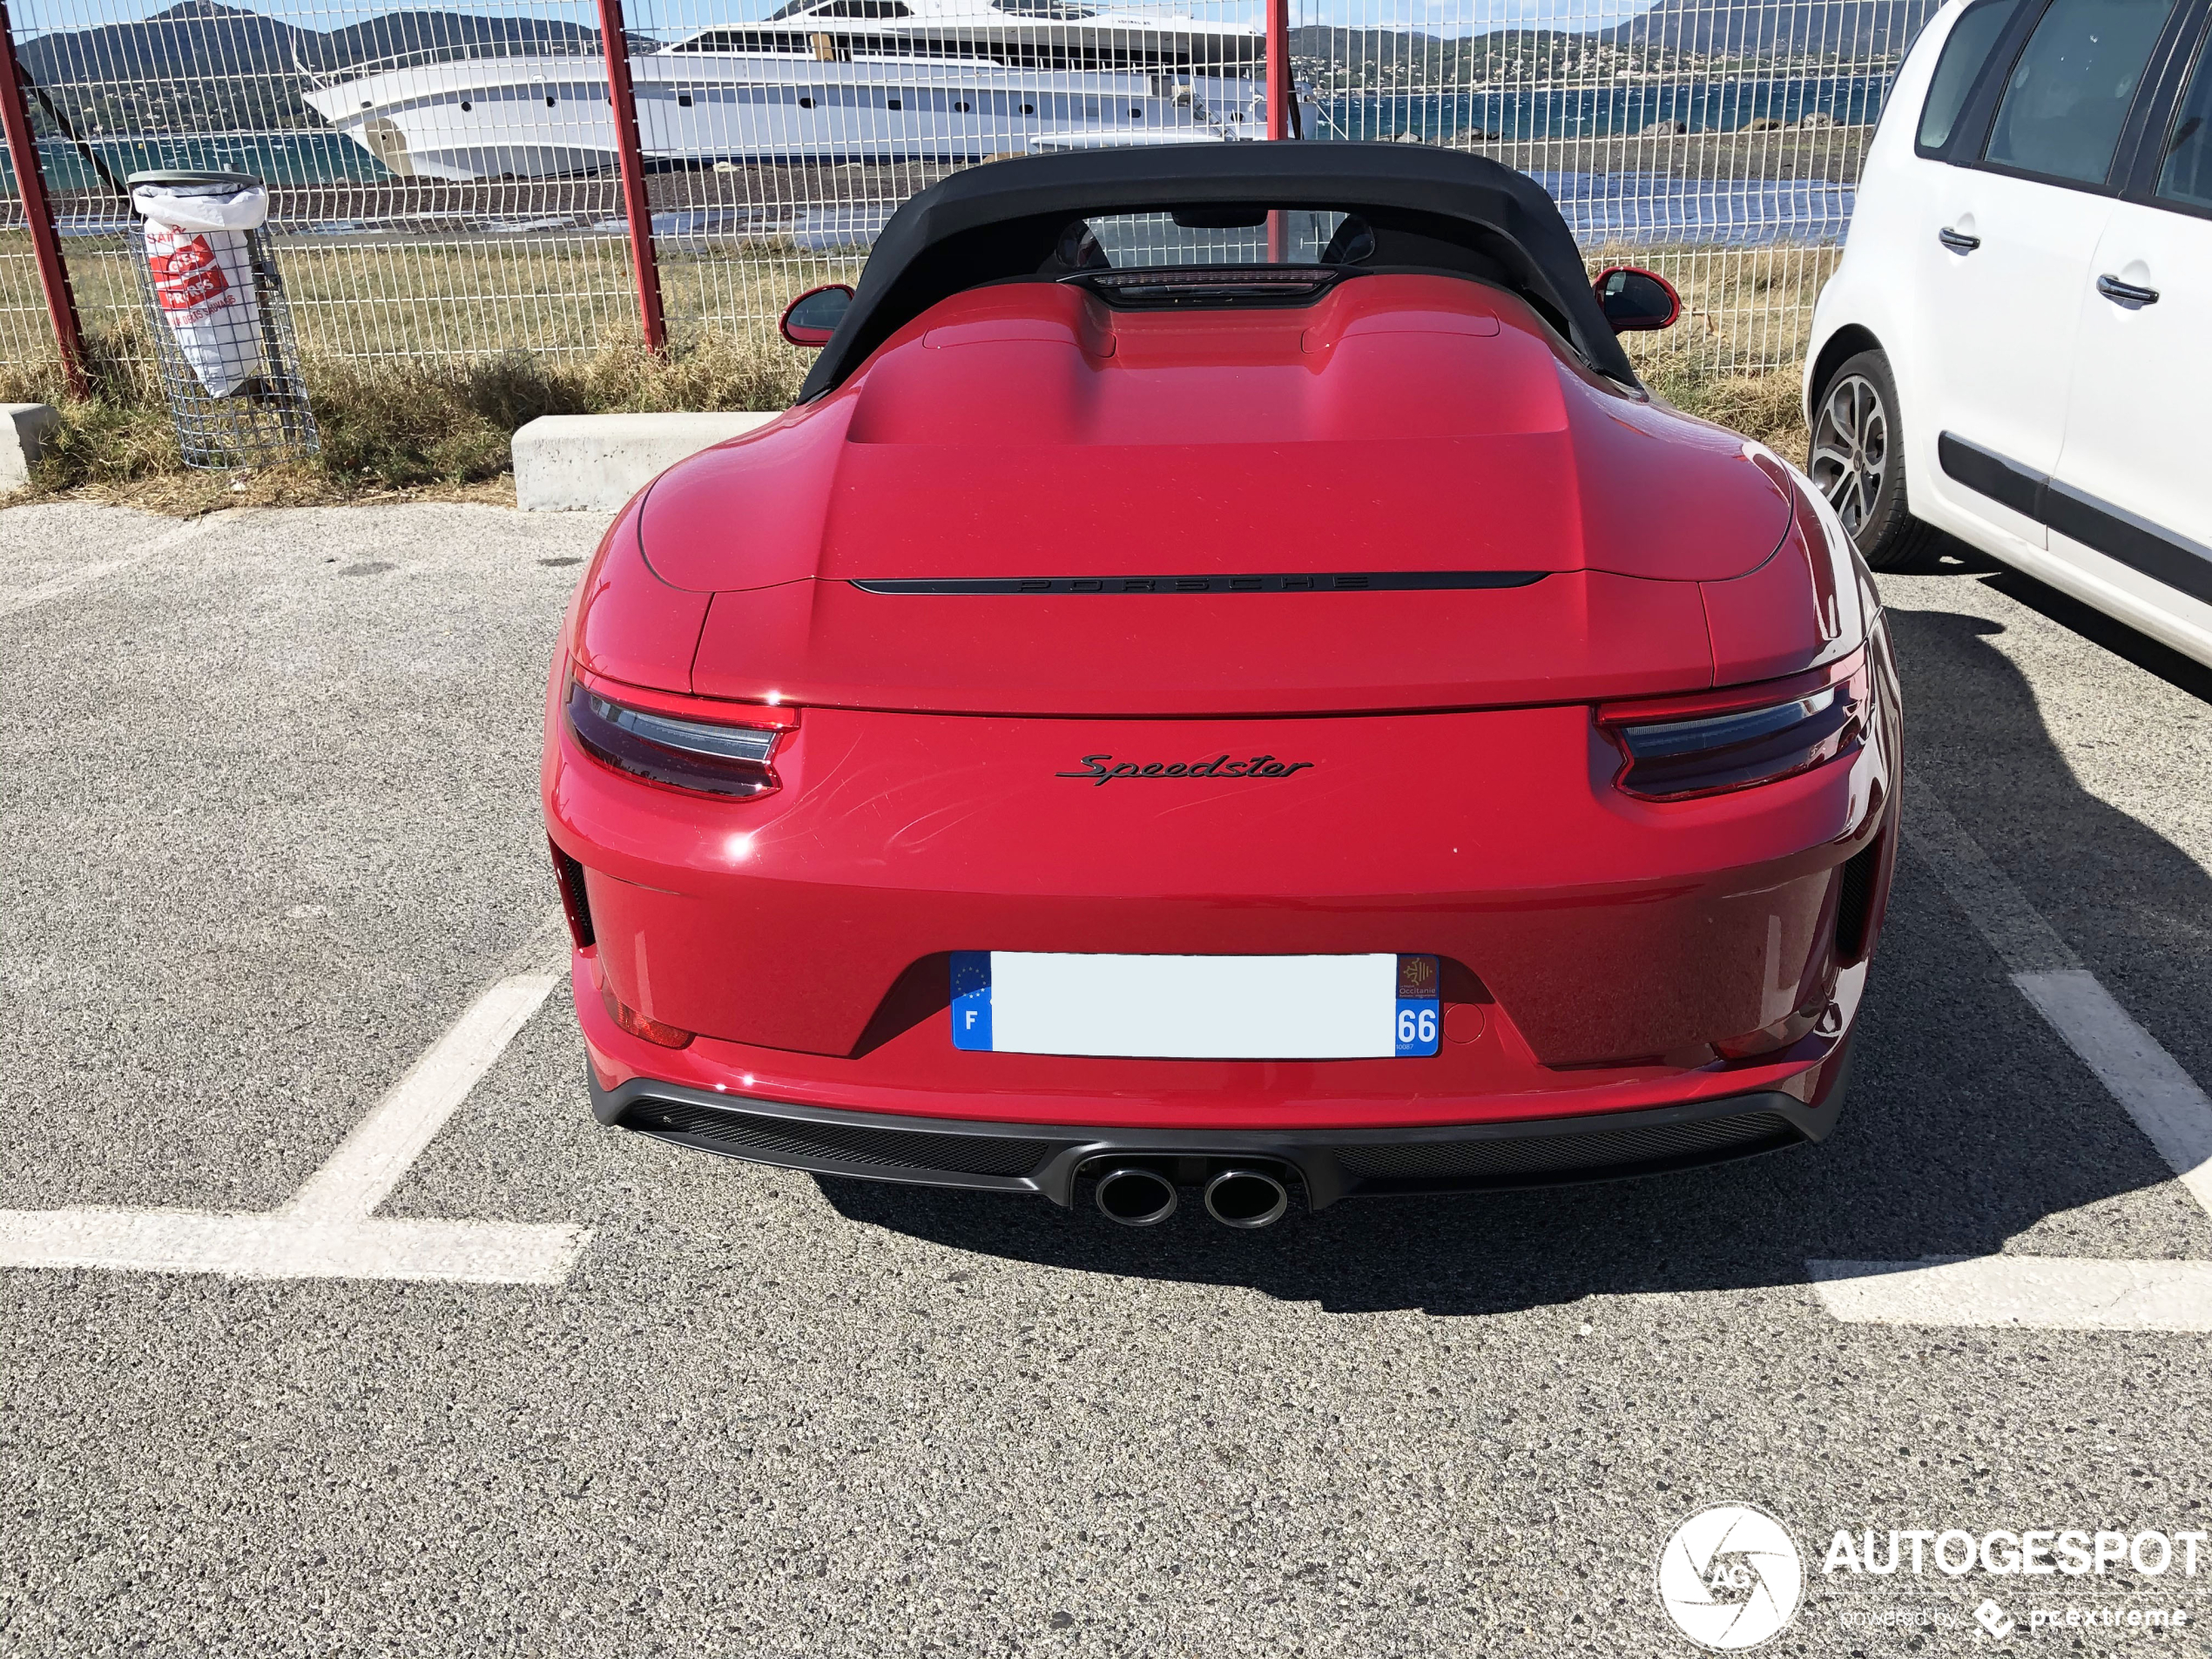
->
[1914,529,2209,706]
[1979,571,2212,707]
[814,578,2212,1315]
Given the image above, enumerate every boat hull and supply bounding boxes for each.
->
[301,54,1267,181]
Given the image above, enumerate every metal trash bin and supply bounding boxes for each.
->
[126,170,318,469]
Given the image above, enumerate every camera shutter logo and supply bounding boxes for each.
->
[1656,1504,1805,1650]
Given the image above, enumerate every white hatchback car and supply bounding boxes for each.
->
[1805,0,2212,665]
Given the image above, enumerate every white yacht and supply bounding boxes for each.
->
[300,0,1293,182]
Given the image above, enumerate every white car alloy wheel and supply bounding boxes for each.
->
[1810,371,1889,541]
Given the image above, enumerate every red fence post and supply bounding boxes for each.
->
[1265,0,1290,140]
[596,0,667,354]
[1264,0,1291,260]
[0,0,86,398]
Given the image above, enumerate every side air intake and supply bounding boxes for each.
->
[1834,840,1883,964]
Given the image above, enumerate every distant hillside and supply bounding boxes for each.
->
[1291,24,1635,94]
[18,0,1935,139]
[1292,0,1934,91]
[1598,0,1941,60]
[18,0,613,134]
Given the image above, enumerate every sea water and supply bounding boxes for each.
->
[6,72,1880,251]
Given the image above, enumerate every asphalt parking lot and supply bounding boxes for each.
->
[4,501,2211,1657]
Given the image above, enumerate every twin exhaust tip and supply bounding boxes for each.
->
[1094,1166,1179,1227]
[1204,1169,1291,1230]
[1093,1165,1290,1231]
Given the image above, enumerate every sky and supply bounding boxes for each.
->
[16,0,1670,39]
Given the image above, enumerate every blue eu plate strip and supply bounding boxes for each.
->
[950,950,993,1051]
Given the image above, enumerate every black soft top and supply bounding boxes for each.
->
[796,142,1633,400]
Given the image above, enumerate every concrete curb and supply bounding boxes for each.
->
[0,403,60,490]
[513,411,782,512]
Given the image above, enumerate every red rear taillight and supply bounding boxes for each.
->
[1597,649,1869,801]
[564,677,786,799]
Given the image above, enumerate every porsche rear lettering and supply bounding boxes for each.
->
[1056,753,1315,786]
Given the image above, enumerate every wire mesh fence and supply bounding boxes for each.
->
[1290,0,1935,372]
[614,0,1274,345]
[0,0,655,382]
[0,0,1943,394]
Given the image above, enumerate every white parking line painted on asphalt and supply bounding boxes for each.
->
[1899,793,2212,1224]
[2013,969,2212,1219]
[0,516,225,619]
[281,973,559,1220]
[1810,789,2212,1331]
[0,939,590,1286]
[1810,1258,2212,1333]
[1892,792,2080,976]
[0,1209,587,1286]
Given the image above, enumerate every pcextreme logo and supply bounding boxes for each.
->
[1656,1504,1806,1650]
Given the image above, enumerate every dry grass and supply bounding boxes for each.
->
[10,358,1811,516]
[0,233,860,369]
[0,233,1828,512]
[3,233,1833,375]
[1629,244,1840,373]
[0,332,1811,515]
[0,232,843,511]
[1608,240,1832,467]
[1646,362,1810,461]
[0,323,810,512]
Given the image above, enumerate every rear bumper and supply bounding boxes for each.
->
[548,623,1901,1163]
[547,690,1900,1076]
[590,1045,1851,1209]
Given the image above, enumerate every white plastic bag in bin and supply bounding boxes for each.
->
[132,180,267,398]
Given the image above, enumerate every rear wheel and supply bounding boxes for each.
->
[1808,349,1940,573]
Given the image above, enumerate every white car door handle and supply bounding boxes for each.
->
[1938,226,1981,253]
[2095,273,2160,307]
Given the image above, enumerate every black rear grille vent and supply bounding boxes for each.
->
[549,840,594,949]
[850,570,1545,596]
[628,1099,1048,1177]
[1834,840,1882,963]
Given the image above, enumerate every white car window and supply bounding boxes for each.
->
[2156,32,2212,206]
[1985,0,2176,184]
[1919,0,2025,151]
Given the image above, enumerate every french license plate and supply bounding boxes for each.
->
[949,952,1440,1059]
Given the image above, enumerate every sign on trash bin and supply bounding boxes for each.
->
[132,176,267,398]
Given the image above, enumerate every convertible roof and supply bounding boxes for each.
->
[795,142,1635,399]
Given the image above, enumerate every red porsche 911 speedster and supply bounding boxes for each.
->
[542,143,1900,1231]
